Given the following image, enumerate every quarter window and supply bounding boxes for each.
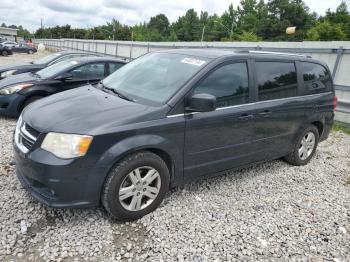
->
[300,62,331,94]
[256,62,297,101]
[194,62,249,108]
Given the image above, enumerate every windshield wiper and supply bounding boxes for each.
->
[30,72,41,78]
[98,82,135,102]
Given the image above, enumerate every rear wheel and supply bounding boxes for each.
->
[28,50,34,54]
[284,125,319,166]
[102,151,170,220]
[2,50,8,56]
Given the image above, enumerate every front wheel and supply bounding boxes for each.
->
[2,50,8,56]
[284,125,319,166]
[102,151,170,220]
[28,50,34,54]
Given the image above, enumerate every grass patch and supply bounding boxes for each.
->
[332,121,350,135]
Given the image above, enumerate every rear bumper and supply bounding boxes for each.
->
[0,93,25,118]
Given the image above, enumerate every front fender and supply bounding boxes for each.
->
[85,134,183,204]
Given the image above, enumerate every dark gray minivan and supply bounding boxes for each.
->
[14,49,336,220]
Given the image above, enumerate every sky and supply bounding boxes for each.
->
[0,0,349,32]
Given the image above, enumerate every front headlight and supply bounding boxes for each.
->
[0,83,33,95]
[41,132,93,159]
[0,70,17,78]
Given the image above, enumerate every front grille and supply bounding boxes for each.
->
[25,123,40,138]
[15,117,40,153]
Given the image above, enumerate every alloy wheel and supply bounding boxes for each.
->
[118,166,161,211]
[298,132,316,160]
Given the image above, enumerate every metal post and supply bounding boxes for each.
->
[130,32,134,59]
[115,42,118,57]
[95,41,97,54]
[332,46,344,79]
[104,41,107,54]
[147,42,150,53]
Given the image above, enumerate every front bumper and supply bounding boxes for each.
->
[0,93,25,117]
[14,142,103,208]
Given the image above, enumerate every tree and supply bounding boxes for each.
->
[172,9,201,41]
[307,21,347,40]
[149,14,170,37]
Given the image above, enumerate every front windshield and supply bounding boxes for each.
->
[32,53,61,65]
[36,60,78,79]
[102,52,208,105]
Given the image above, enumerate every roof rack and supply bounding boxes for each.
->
[240,50,312,58]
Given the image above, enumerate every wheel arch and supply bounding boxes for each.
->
[311,121,324,137]
[90,134,183,204]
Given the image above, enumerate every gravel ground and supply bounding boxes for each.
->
[0,53,350,261]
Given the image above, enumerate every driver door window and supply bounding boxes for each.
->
[193,62,249,108]
[70,63,105,80]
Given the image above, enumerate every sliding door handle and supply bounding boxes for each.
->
[238,114,254,120]
[258,110,271,117]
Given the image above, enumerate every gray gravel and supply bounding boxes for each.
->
[0,54,350,261]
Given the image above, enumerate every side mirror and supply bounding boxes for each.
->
[55,72,73,81]
[186,93,217,112]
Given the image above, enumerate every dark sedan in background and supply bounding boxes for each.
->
[0,43,13,56]
[0,56,126,117]
[0,51,98,79]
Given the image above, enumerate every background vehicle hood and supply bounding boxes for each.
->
[23,85,163,135]
[0,64,43,73]
[0,72,40,89]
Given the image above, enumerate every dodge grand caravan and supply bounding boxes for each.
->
[14,49,336,220]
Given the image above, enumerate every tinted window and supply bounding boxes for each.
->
[194,62,249,108]
[70,63,105,79]
[256,62,297,101]
[109,63,123,74]
[300,62,331,94]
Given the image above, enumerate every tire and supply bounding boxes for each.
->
[102,151,170,220]
[284,125,319,166]
[2,50,8,57]
[21,96,43,111]
[28,50,34,54]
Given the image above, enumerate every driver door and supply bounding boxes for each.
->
[184,60,257,178]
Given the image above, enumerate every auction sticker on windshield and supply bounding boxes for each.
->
[181,57,206,66]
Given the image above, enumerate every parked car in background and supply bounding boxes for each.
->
[12,42,37,54]
[1,41,17,48]
[13,49,336,220]
[0,56,126,117]
[0,51,98,79]
[0,43,13,56]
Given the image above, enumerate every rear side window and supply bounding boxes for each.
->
[194,62,249,108]
[109,63,123,74]
[300,62,332,94]
[256,62,297,101]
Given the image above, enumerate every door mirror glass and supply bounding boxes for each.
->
[55,72,73,81]
[187,93,217,112]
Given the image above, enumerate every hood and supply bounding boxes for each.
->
[23,86,164,135]
[0,72,40,89]
[0,63,44,73]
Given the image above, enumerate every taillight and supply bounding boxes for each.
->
[333,96,338,111]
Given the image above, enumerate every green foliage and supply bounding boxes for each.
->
[237,31,262,41]
[3,1,350,42]
[307,21,347,40]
